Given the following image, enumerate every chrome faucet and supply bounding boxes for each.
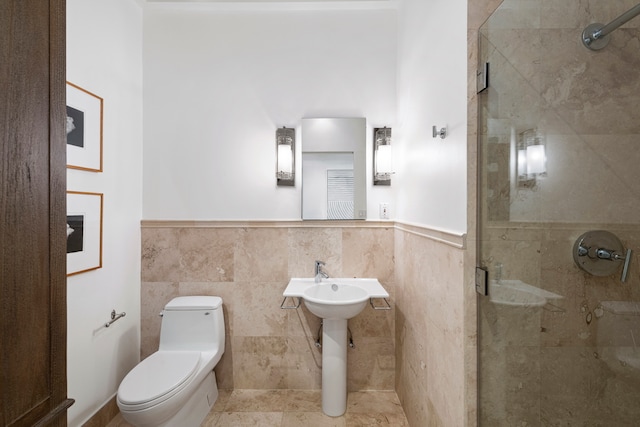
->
[314,260,329,283]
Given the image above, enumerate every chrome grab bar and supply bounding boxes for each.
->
[105,309,126,327]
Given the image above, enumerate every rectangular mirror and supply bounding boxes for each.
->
[301,118,366,220]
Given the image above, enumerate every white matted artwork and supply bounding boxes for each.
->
[67,191,103,276]
[66,82,103,172]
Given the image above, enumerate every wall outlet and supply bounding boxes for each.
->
[379,203,389,219]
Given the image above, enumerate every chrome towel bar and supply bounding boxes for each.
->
[369,298,391,310]
[280,297,301,309]
[105,309,126,327]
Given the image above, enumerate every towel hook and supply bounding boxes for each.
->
[432,125,447,139]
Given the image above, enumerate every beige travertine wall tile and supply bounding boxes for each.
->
[235,228,289,282]
[342,227,395,283]
[177,228,236,282]
[141,229,180,282]
[286,304,322,339]
[425,320,465,426]
[140,220,470,422]
[479,224,640,424]
[288,227,342,278]
[540,31,640,135]
[348,301,394,339]
[228,281,287,337]
[394,229,467,427]
[346,337,395,391]
[283,336,322,390]
[395,322,432,427]
[141,225,399,392]
[142,228,236,282]
[469,0,505,30]
[231,336,288,389]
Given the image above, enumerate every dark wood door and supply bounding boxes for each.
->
[0,1,73,426]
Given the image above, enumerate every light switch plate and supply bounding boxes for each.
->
[379,203,389,219]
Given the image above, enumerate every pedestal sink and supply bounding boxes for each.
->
[283,278,389,417]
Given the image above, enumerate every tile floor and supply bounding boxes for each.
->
[107,389,409,427]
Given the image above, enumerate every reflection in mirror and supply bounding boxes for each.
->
[302,153,354,219]
[301,118,366,220]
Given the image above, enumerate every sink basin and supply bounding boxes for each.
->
[302,283,369,319]
[283,277,389,320]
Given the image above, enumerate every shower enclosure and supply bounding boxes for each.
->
[477,1,640,425]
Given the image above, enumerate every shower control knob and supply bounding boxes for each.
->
[576,245,589,257]
[573,230,631,282]
[596,248,615,260]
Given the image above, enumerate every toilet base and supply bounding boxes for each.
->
[120,370,218,427]
[159,370,218,427]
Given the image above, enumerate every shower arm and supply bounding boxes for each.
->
[583,3,640,50]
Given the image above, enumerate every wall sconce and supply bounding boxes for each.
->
[517,128,546,188]
[276,127,295,186]
[374,127,393,186]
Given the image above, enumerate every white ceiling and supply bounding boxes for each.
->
[142,0,397,11]
[145,0,391,2]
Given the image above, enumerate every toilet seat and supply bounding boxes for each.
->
[118,351,201,410]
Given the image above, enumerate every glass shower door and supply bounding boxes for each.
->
[477,1,640,425]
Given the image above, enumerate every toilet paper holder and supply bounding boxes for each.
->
[105,309,126,327]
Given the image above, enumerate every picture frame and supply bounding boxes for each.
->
[66,81,103,172]
[67,191,103,276]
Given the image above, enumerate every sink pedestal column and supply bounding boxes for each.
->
[321,318,348,417]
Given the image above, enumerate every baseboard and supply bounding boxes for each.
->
[82,396,119,427]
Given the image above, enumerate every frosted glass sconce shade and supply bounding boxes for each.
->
[526,144,546,175]
[517,128,546,188]
[374,127,392,186]
[276,127,295,186]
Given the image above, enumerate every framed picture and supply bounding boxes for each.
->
[66,82,103,172]
[67,191,103,276]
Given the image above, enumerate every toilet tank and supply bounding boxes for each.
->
[159,296,225,352]
[596,301,640,347]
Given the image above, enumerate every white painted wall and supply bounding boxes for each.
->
[395,0,468,233]
[66,1,143,425]
[142,5,397,220]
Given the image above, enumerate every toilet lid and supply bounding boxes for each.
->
[118,351,200,406]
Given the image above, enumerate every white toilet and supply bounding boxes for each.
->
[117,296,225,427]
[596,300,640,381]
